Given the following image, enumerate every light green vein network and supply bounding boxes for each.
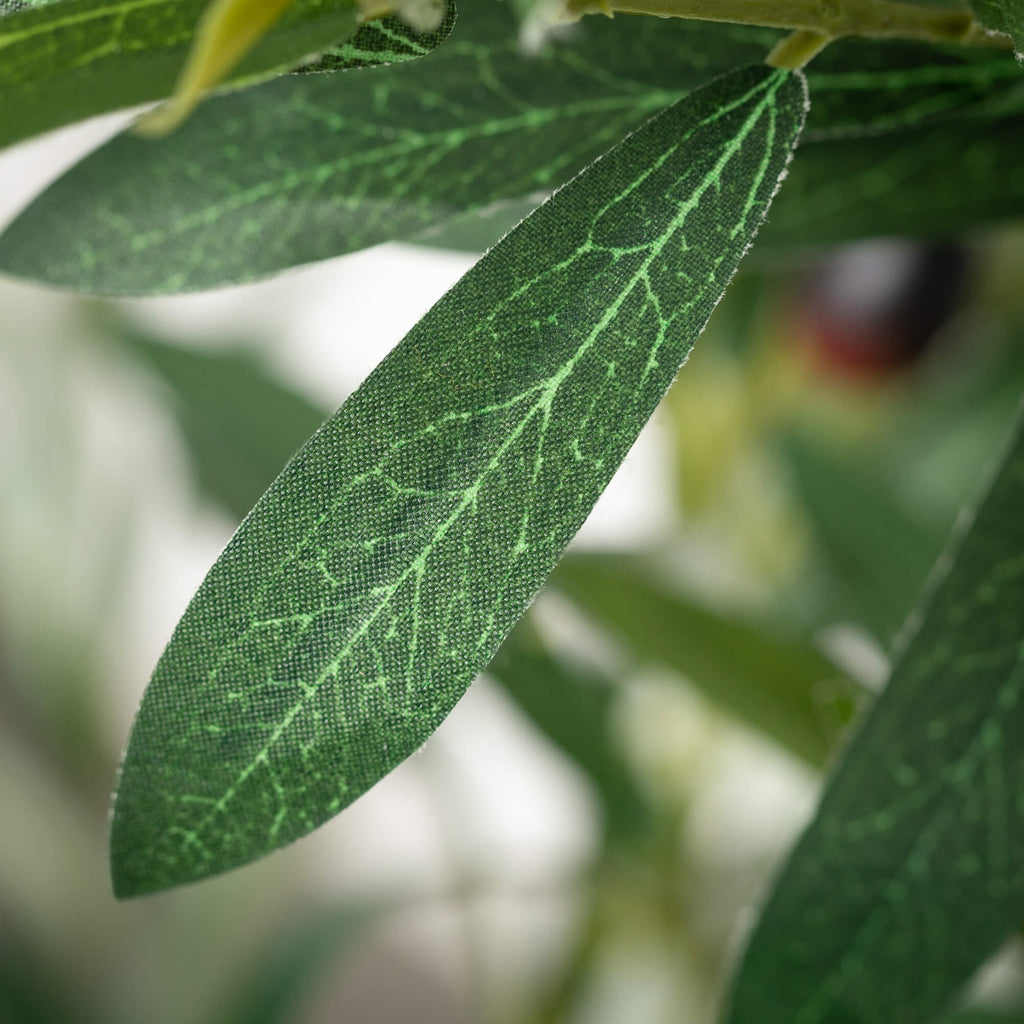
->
[109,64,806,897]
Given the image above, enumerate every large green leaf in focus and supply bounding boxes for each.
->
[1,0,1021,293]
[553,554,861,768]
[108,65,806,896]
[294,0,455,72]
[115,322,650,844]
[0,0,359,150]
[724,406,1024,1024]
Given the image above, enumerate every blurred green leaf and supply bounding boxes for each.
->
[724,406,1024,1024]
[785,439,945,644]
[3,0,1022,293]
[490,622,651,843]
[0,941,73,1024]
[294,0,455,72]
[757,113,1024,250]
[107,66,805,896]
[0,0,359,151]
[554,554,861,768]
[220,905,374,1024]
[118,328,326,520]
[943,1014,1024,1024]
[412,196,546,254]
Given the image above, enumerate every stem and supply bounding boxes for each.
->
[564,0,981,45]
[766,28,830,67]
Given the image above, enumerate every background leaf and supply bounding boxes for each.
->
[756,113,1024,250]
[0,0,358,150]
[2,0,1021,293]
[553,554,861,768]
[116,326,327,518]
[724,404,1024,1024]
[220,904,376,1024]
[115,320,651,847]
[784,438,946,644]
[489,621,652,844]
[108,65,806,897]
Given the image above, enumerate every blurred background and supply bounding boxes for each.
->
[3,106,1024,1024]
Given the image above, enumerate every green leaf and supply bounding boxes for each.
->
[756,112,1024,251]
[294,0,455,72]
[943,1014,1024,1024]
[221,905,375,1024]
[785,439,946,645]
[0,0,359,151]
[116,326,326,520]
[113,322,650,844]
[3,0,1020,294]
[970,0,1024,60]
[723,407,1024,1024]
[108,64,806,897]
[489,621,651,842]
[553,554,861,768]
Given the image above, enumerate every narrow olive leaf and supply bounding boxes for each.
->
[785,440,946,645]
[553,554,861,768]
[943,1015,1024,1024]
[294,0,455,72]
[723,407,1024,1024]
[109,65,807,897]
[3,0,1020,294]
[115,326,327,520]
[0,0,358,151]
[757,112,1024,251]
[114,323,650,842]
[222,905,376,1024]
[489,621,651,842]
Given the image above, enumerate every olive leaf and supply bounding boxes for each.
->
[724,405,1024,1024]
[0,0,358,150]
[108,65,806,896]
[2,0,1020,293]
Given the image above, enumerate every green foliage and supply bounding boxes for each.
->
[0,0,358,149]
[2,4,1022,292]
[784,438,945,643]
[554,553,861,767]
[970,0,1024,57]
[2,0,1024,1016]
[107,65,805,896]
[725,411,1024,1024]
[489,621,653,843]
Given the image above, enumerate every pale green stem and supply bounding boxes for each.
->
[766,28,830,67]
[565,0,1002,46]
